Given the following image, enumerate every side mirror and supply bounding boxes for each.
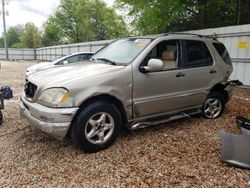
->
[63,60,69,65]
[140,59,163,73]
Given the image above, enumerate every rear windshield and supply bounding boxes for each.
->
[213,43,231,64]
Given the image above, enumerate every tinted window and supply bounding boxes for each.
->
[203,44,213,65]
[213,43,231,64]
[185,40,213,67]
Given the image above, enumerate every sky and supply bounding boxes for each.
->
[0,0,116,34]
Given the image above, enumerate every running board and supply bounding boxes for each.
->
[130,110,200,130]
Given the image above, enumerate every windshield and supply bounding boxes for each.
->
[91,38,152,65]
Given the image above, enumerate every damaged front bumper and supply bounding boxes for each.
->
[19,96,78,140]
[220,116,250,169]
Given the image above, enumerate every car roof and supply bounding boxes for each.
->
[71,52,94,55]
[128,32,217,41]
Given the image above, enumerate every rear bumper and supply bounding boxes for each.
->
[19,96,78,140]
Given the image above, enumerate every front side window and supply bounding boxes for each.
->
[54,54,79,65]
[54,53,92,65]
[91,38,152,65]
[66,55,80,64]
[146,40,179,70]
[185,40,213,68]
[53,56,69,65]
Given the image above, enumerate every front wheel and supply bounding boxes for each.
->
[202,92,225,119]
[70,101,122,153]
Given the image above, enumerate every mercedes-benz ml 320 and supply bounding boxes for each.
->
[20,33,233,152]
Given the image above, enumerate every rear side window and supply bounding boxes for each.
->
[185,40,213,68]
[213,43,231,64]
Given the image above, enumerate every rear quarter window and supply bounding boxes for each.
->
[213,43,231,65]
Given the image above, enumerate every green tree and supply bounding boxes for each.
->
[53,0,81,43]
[76,0,127,41]
[185,0,237,30]
[42,16,63,46]
[116,0,197,34]
[236,0,250,25]
[45,0,128,43]
[20,22,42,48]
[117,0,250,35]
[5,25,24,48]
[0,38,4,48]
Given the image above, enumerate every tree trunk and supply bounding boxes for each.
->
[236,0,241,25]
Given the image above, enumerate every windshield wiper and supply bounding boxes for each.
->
[96,58,117,65]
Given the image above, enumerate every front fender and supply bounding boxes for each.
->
[73,85,133,121]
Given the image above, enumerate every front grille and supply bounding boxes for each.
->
[24,82,37,99]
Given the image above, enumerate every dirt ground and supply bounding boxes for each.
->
[0,61,249,187]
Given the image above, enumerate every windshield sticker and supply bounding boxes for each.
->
[134,39,151,48]
[137,42,146,48]
[134,39,151,43]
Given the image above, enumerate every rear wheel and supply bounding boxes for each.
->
[202,92,225,119]
[70,101,122,153]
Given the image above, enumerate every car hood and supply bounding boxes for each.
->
[28,62,125,88]
[27,62,54,72]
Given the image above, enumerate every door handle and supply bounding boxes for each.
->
[209,69,217,74]
[176,72,185,78]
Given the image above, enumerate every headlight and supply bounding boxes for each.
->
[37,88,73,108]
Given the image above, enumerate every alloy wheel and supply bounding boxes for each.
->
[204,98,223,119]
[84,112,115,144]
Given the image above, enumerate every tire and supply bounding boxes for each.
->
[202,92,225,119]
[70,101,122,153]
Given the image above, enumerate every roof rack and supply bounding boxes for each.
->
[165,32,217,40]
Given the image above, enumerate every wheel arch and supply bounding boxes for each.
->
[70,94,128,130]
[209,83,228,102]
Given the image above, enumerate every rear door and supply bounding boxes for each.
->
[178,40,217,106]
